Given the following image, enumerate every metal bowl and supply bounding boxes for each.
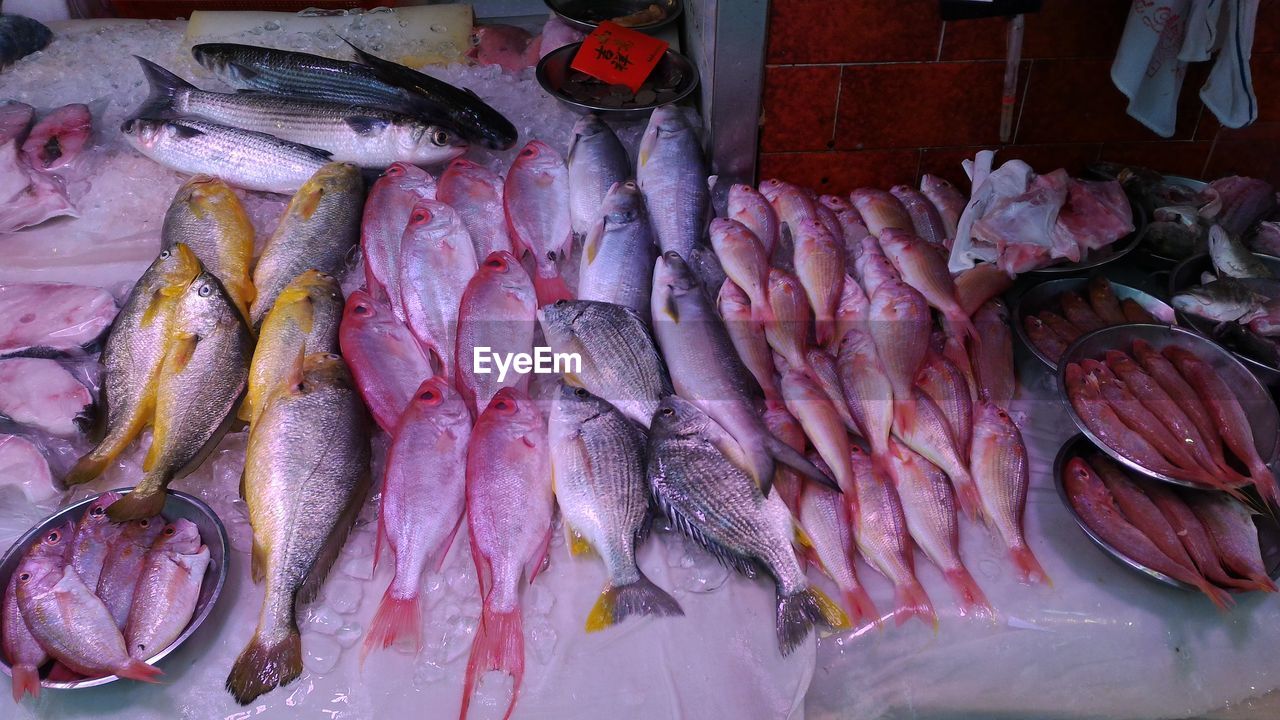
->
[1054,433,1280,591]
[543,0,683,33]
[1056,324,1279,490]
[1025,203,1147,278]
[1012,276,1176,371]
[536,42,699,119]
[1168,251,1280,386]
[0,488,228,690]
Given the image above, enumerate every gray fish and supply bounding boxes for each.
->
[567,114,631,241]
[108,271,252,521]
[227,353,371,705]
[121,117,333,195]
[577,181,656,315]
[135,57,468,169]
[646,395,847,654]
[651,251,835,494]
[538,299,672,427]
[0,14,51,69]
[1171,279,1269,323]
[637,105,709,260]
[65,245,203,486]
[250,162,363,325]
[549,383,682,631]
[1209,224,1273,279]
[160,175,256,323]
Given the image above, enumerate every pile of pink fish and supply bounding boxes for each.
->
[1023,276,1164,363]
[0,101,91,233]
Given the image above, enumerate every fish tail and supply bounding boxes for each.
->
[1009,543,1052,587]
[814,317,834,348]
[115,658,164,684]
[584,572,684,632]
[64,451,111,486]
[106,486,166,523]
[775,586,849,656]
[361,590,422,663]
[1248,461,1279,507]
[133,56,194,118]
[892,579,938,630]
[1192,575,1237,612]
[531,272,573,307]
[943,568,994,619]
[225,628,303,705]
[11,664,40,701]
[840,586,881,627]
[461,603,524,720]
[944,310,981,350]
[750,293,776,327]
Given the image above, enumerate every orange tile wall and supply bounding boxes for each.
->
[759,0,1280,192]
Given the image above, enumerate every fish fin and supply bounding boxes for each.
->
[171,388,245,482]
[165,331,199,375]
[583,223,603,264]
[564,522,595,558]
[1009,544,1051,587]
[432,513,464,574]
[841,587,880,628]
[250,537,267,584]
[660,291,679,323]
[767,435,839,493]
[345,115,389,136]
[892,579,938,630]
[942,568,995,619]
[953,475,984,524]
[585,572,684,632]
[532,272,573,307]
[360,590,422,664]
[11,665,40,701]
[373,495,387,575]
[139,290,166,328]
[133,56,194,118]
[299,470,370,605]
[170,122,205,140]
[45,662,81,682]
[525,525,553,584]
[64,451,110,486]
[225,626,302,705]
[107,487,166,522]
[115,658,164,684]
[654,489,759,579]
[461,604,524,720]
[1193,576,1236,612]
[292,183,326,221]
[776,587,849,656]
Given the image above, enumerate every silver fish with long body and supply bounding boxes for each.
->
[567,114,631,241]
[637,105,709,260]
[578,181,657,315]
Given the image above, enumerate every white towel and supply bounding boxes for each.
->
[1197,0,1260,128]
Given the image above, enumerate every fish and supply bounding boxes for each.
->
[65,246,201,486]
[763,269,812,371]
[567,114,631,241]
[1062,457,1231,609]
[760,179,820,267]
[828,274,869,354]
[0,282,116,359]
[250,162,363,326]
[364,377,469,659]
[242,270,343,425]
[467,23,538,71]
[1058,292,1106,333]
[538,299,671,427]
[828,204,872,273]
[1038,309,1083,342]
[1170,279,1268,323]
[339,290,433,432]
[848,446,936,627]
[504,140,573,305]
[879,228,977,341]
[1209,224,1272,279]
[850,188,912,237]
[1131,340,1228,469]
[916,352,973,456]
[227,352,371,705]
[812,199,844,244]
[550,384,682,631]
[1,14,50,68]
[919,174,965,240]
[96,516,165,629]
[120,117,333,195]
[718,280,781,403]
[647,395,848,652]
[1163,345,1279,504]
[124,519,210,660]
[763,401,807,510]
[134,57,467,169]
[970,402,1049,585]
[970,299,1014,408]
[710,217,773,325]
[3,547,51,700]
[1023,315,1067,362]
[360,162,436,311]
[837,328,895,464]
[652,252,833,494]
[1086,277,1127,325]
[793,219,844,346]
[780,366,855,494]
[888,439,993,617]
[804,348,859,434]
[796,482,879,625]
[0,357,92,437]
[108,271,252,522]
[728,183,779,256]
[1184,491,1278,593]
[637,106,709,261]
[1064,363,1188,479]
[455,251,536,418]
[438,158,511,260]
[14,522,162,683]
[160,175,256,323]
[578,181,656,315]
[954,263,1013,317]
[461,387,553,720]
[399,199,477,379]
[868,279,931,416]
[893,387,982,520]
[853,235,899,298]
[21,103,92,172]
[890,185,948,247]
[68,492,124,592]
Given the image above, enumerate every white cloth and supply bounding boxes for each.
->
[1112,0,1259,138]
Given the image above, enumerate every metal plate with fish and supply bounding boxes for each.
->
[1025,203,1147,278]
[1056,324,1279,490]
[0,489,228,690]
[536,42,699,119]
[544,0,683,33]
[1054,433,1280,591]
[1169,251,1280,386]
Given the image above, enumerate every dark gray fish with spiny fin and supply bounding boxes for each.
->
[0,14,51,69]
[227,352,371,705]
[550,383,682,631]
[646,395,848,654]
[1208,223,1274,280]
[108,270,252,522]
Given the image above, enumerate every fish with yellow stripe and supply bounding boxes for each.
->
[161,175,256,323]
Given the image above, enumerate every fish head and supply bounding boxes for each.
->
[1170,287,1244,321]
[307,162,363,196]
[757,178,788,203]
[654,250,699,293]
[16,520,76,591]
[173,271,238,335]
[297,352,354,394]
[638,105,688,166]
[154,518,202,554]
[76,491,122,538]
[379,161,436,194]
[514,139,556,169]
[535,298,580,345]
[570,113,609,143]
[716,278,751,316]
[599,181,644,223]
[277,269,342,311]
[552,382,612,427]
[819,194,851,212]
[650,394,709,438]
[409,377,469,427]
[189,43,231,75]
[343,289,387,330]
[119,117,174,150]
[478,386,540,435]
[152,243,202,298]
[402,122,468,165]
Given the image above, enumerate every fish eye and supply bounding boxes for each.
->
[46,531,60,543]
[432,130,450,146]
[325,353,341,361]
[419,389,436,401]
[198,283,214,298]
[163,526,176,536]
[354,303,371,316]
[520,145,536,157]
[495,400,510,411]
[554,299,568,308]
[486,256,507,271]
[574,387,589,399]
[546,250,557,262]
[660,407,674,417]
[159,249,171,259]
[18,572,29,582]
[138,518,152,528]
[386,164,405,177]
[90,506,105,517]
[411,208,432,224]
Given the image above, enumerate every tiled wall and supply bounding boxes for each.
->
[759,0,1280,193]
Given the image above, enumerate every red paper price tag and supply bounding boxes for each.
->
[570,21,669,93]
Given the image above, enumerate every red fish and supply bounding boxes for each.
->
[1130,340,1227,472]
[338,290,433,432]
[1184,492,1278,593]
[504,140,572,305]
[454,251,537,418]
[971,402,1049,585]
[727,183,779,256]
[438,158,512,260]
[1064,363,1188,479]
[360,162,436,310]
[1023,315,1068,363]
[970,299,1015,408]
